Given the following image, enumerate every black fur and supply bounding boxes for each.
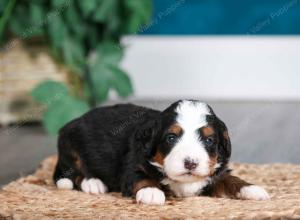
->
[53,101,231,197]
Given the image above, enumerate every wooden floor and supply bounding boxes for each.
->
[1,100,300,186]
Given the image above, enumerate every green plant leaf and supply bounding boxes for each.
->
[124,0,152,33]
[27,2,45,36]
[109,66,133,97]
[89,62,111,102]
[77,0,97,17]
[0,0,16,42]
[0,0,9,13]
[90,61,133,102]
[29,2,44,24]
[88,43,132,102]
[3,0,151,135]
[43,95,89,134]
[9,16,25,37]
[8,5,29,37]
[32,80,89,134]
[95,42,123,66]
[62,36,85,73]
[64,3,86,39]
[86,25,100,49]
[93,0,116,22]
[51,0,67,8]
[47,14,67,49]
[107,12,121,33]
[31,80,69,105]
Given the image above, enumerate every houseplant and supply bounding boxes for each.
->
[0,0,152,134]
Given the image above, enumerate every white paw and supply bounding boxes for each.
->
[136,187,165,205]
[81,178,108,194]
[238,185,270,200]
[56,178,73,190]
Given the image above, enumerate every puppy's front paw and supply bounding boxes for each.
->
[238,185,270,200]
[56,178,73,190]
[136,187,165,205]
[81,178,108,194]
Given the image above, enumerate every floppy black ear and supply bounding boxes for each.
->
[134,118,161,157]
[216,117,231,161]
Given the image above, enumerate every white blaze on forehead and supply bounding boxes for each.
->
[163,100,213,184]
[176,101,211,129]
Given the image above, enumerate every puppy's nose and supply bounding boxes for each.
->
[184,158,198,170]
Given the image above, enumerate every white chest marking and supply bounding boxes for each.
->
[161,178,210,198]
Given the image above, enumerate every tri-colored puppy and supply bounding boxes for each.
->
[54,100,269,205]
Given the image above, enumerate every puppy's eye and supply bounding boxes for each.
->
[204,137,214,146]
[165,133,178,144]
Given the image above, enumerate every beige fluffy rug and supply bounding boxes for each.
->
[1,155,300,220]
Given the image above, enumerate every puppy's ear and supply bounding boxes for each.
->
[216,117,231,160]
[134,117,161,157]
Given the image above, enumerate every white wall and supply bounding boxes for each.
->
[121,36,300,100]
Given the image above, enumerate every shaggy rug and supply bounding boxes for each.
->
[0,155,300,220]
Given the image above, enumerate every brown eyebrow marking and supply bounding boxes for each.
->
[133,179,160,196]
[168,124,183,136]
[200,126,215,138]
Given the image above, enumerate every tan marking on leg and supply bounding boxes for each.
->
[71,151,83,172]
[211,174,251,198]
[75,176,84,188]
[133,179,160,195]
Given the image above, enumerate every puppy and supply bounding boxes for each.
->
[53,100,270,205]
